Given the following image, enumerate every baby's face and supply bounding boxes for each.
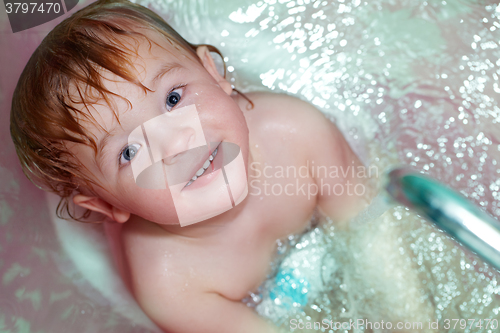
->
[70,29,249,226]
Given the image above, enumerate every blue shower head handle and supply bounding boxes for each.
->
[385,167,500,272]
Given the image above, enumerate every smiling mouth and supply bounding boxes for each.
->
[184,143,220,188]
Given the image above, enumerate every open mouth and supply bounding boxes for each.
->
[184,142,220,188]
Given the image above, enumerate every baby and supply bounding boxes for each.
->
[10,0,371,331]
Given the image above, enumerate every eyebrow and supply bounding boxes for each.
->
[149,62,183,90]
[95,126,121,171]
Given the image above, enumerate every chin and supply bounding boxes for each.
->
[171,143,249,227]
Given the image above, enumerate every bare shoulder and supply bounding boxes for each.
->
[239,91,327,125]
[237,91,340,155]
[121,221,200,292]
[121,221,204,329]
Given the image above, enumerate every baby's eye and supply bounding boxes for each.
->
[119,143,141,165]
[166,87,183,111]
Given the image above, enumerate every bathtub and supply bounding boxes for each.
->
[1,0,500,332]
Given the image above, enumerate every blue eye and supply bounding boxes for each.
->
[119,143,141,165]
[166,87,183,111]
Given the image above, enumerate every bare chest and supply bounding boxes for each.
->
[173,173,317,301]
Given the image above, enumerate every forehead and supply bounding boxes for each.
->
[121,27,197,81]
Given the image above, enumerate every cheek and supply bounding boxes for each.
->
[197,89,249,136]
[197,88,250,165]
[193,81,232,114]
[114,179,180,224]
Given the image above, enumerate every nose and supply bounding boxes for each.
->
[141,105,207,165]
[128,104,208,189]
[160,127,197,164]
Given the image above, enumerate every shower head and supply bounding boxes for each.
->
[385,167,500,272]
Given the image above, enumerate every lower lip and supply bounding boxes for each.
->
[182,147,222,191]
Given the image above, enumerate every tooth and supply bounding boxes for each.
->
[203,160,210,169]
[209,155,214,161]
[213,148,218,157]
[195,167,205,177]
[185,180,193,187]
[191,175,198,181]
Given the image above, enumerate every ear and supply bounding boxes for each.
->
[196,46,233,95]
[73,194,130,223]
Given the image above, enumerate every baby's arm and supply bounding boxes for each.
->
[137,284,280,333]
[304,106,369,221]
[274,94,370,222]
